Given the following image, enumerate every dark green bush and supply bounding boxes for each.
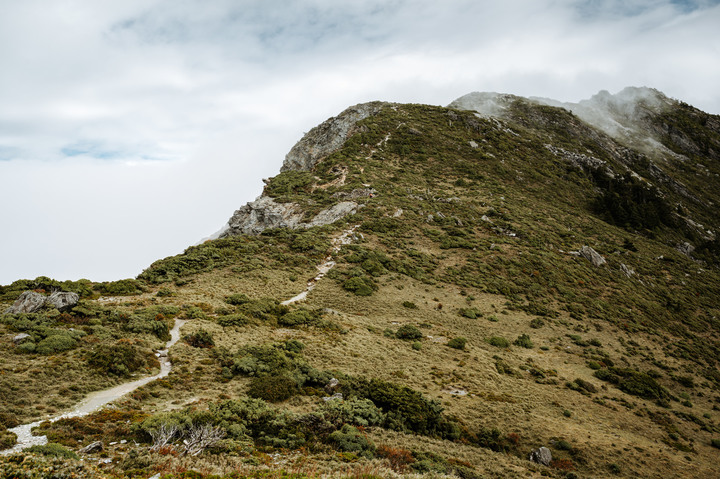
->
[225,293,250,306]
[238,298,288,322]
[555,439,573,451]
[459,307,483,319]
[402,301,417,309]
[711,438,720,449]
[514,334,533,349]
[278,309,317,327]
[343,276,376,296]
[322,398,384,427]
[530,318,545,329]
[96,279,144,296]
[447,337,467,350]
[217,313,249,327]
[88,342,152,377]
[396,325,423,340]
[125,314,170,340]
[36,334,77,355]
[26,443,78,459]
[471,427,508,452]
[488,336,510,348]
[184,329,215,348]
[594,367,670,401]
[247,375,297,402]
[0,430,17,449]
[328,424,375,458]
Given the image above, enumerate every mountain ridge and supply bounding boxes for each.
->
[1,87,720,478]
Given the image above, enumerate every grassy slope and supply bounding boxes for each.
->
[1,101,720,478]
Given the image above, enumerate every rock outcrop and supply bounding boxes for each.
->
[4,291,46,314]
[529,446,552,466]
[45,292,79,311]
[281,102,386,172]
[580,246,607,267]
[220,198,359,237]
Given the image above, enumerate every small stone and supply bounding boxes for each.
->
[79,441,103,454]
[580,245,606,267]
[322,393,343,402]
[13,333,31,344]
[529,446,552,466]
[325,378,340,393]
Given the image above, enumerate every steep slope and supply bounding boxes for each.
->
[1,89,720,479]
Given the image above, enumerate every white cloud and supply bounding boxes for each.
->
[0,0,719,283]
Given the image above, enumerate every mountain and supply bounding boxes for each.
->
[1,87,720,478]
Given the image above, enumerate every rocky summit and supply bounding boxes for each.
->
[1,88,720,478]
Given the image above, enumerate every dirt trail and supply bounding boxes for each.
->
[1,319,187,455]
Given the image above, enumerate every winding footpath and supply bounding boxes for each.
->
[281,225,360,305]
[1,225,360,454]
[1,319,187,455]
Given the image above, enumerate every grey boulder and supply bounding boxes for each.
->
[45,291,79,311]
[580,245,606,267]
[4,291,46,314]
[529,446,552,466]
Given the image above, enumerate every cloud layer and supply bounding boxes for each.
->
[1,0,719,283]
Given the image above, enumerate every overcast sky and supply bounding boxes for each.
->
[1,0,719,285]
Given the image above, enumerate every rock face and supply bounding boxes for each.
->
[580,246,607,267]
[529,446,552,466]
[281,102,386,172]
[45,291,79,311]
[4,291,46,314]
[220,198,359,237]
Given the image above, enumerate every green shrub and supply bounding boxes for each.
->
[447,337,467,350]
[96,279,144,296]
[328,424,375,458]
[184,329,215,348]
[555,439,573,451]
[322,398,385,427]
[225,293,250,306]
[0,430,17,449]
[36,334,77,355]
[488,336,510,348]
[88,342,152,377]
[26,443,78,459]
[217,313,249,327]
[530,318,545,329]
[17,341,37,354]
[711,439,720,449]
[247,375,297,402]
[239,298,288,321]
[402,301,417,309]
[412,342,423,351]
[343,276,375,296]
[594,367,670,401]
[156,288,175,297]
[125,314,170,340]
[471,427,508,452]
[396,325,423,340]
[459,307,483,319]
[513,334,533,349]
[279,309,317,327]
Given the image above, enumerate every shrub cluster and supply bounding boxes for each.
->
[594,367,671,401]
[87,341,156,377]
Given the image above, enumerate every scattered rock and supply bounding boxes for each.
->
[221,197,359,237]
[469,140,479,148]
[322,393,343,402]
[676,242,695,257]
[282,102,387,172]
[325,378,340,393]
[393,208,403,218]
[79,441,103,454]
[4,291,46,314]
[332,188,376,200]
[620,263,635,277]
[529,446,552,466]
[45,291,79,311]
[580,246,606,267]
[13,333,31,344]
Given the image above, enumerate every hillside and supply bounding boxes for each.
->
[1,88,720,478]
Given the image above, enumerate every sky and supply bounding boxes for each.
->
[1,0,719,285]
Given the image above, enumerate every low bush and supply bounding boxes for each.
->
[459,307,483,319]
[87,341,154,377]
[36,333,77,355]
[487,336,510,348]
[447,337,467,350]
[247,375,298,402]
[343,276,376,296]
[513,334,533,349]
[328,424,375,458]
[278,309,317,327]
[322,398,385,428]
[0,429,17,449]
[183,329,215,348]
[217,314,249,327]
[594,367,671,401]
[402,301,417,309]
[26,443,78,459]
[96,279,144,296]
[396,325,423,340]
[225,293,250,306]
